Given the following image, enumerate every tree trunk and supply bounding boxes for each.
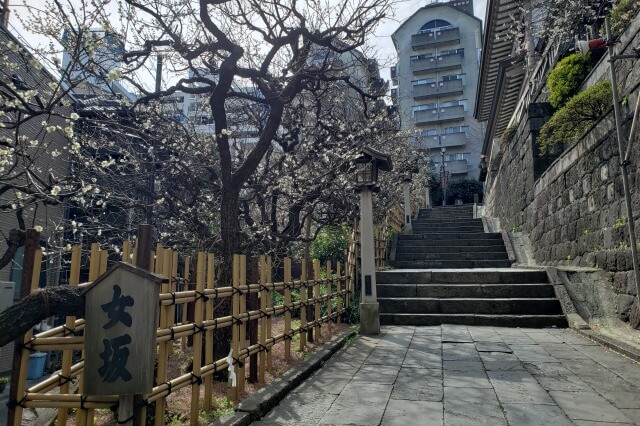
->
[0,286,84,349]
[214,187,242,362]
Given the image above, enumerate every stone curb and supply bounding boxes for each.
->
[209,326,358,426]
[576,329,640,363]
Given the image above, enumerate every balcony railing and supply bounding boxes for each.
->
[421,132,469,149]
[413,79,464,100]
[412,27,460,50]
[444,159,471,175]
[411,53,463,75]
[414,105,466,125]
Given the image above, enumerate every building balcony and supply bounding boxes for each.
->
[445,159,471,175]
[412,27,460,50]
[411,53,463,75]
[414,105,466,125]
[421,132,469,149]
[413,79,464,100]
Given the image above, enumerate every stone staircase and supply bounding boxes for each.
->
[379,205,567,327]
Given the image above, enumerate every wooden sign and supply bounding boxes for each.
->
[83,262,166,395]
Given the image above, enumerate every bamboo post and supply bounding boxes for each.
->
[299,260,307,352]
[266,255,273,373]
[83,242,102,426]
[154,248,171,426]
[238,254,247,394]
[229,254,240,401]
[313,259,321,339]
[203,253,215,411]
[168,250,178,357]
[122,240,131,264]
[181,256,190,349]
[258,255,267,384]
[283,257,292,362]
[56,245,81,426]
[8,229,41,426]
[190,252,206,424]
[248,257,259,383]
[306,259,314,343]
[326,260,332,330]
[336,261,342,323]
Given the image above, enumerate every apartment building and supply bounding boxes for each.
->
[391,0,484,180]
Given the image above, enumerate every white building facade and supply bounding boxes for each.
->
[391,0,484,180]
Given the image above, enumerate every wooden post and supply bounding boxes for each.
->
[203,253,215,410]
[229,254,240,401]
[326,260,332,330]
[133,224,153,426]
[8,229,40,426]
[238,255,247,394]
[168,249,178,357]
[299,260,307,352]
[248,257,259,383]
[313,259,321,339]
[266,255,272,373]
[258,255,267,384]
[336,261,342,324]
[306,259,314,343]
[190,252,206,424]
[283,258,292,361]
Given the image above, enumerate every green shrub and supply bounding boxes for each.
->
[547,53,595,109]
[610,0,640,36]
[310,226,349,265]
[445,179,483,204]
[538,80,613,154]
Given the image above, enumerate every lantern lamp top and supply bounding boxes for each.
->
[357,146,393,172]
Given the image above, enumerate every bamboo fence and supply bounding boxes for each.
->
[11,239,352,425]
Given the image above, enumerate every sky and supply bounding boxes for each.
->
[7,0,488,84]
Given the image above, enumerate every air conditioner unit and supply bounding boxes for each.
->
[0,281,15,313]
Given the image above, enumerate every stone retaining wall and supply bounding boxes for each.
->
[484,16,640,324]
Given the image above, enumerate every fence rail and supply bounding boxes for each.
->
[11,234,353,426]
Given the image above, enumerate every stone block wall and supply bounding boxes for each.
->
[484,16,640,324]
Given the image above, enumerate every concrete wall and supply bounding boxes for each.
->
[484,16,640,324]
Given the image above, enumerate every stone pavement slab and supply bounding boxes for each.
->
[255,326,640,425]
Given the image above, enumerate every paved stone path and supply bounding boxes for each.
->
[254,325,640,425]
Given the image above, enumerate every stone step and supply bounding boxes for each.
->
[378,297,563,315]
[398,232,502,240]
[396,245,507,254]
[412,226,485,233]
[376,270,549,284]
[397,239,505,247]
[394,252,509,261]
[380,313,568,328]
[394,259,513,269]
[413,218,483,224]
[377,283,556,298]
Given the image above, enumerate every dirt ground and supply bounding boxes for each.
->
[75,318,350,425]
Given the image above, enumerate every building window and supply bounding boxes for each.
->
[423,129,438,136]
[441,99,467,109]
[440,48,464,58]
[410,53,435,63]
[443,126,469,134]
[412,78,436,86]
[413,103,438,113]
[441,74,464,81]
[419,19,453,33]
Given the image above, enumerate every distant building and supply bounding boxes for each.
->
[0,24,74,374]
[391,0,484,180]
[61,28,136,102]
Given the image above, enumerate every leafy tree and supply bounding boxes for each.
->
[310,226,349,265]
[610,0,640,35]
[445,179,483,204]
